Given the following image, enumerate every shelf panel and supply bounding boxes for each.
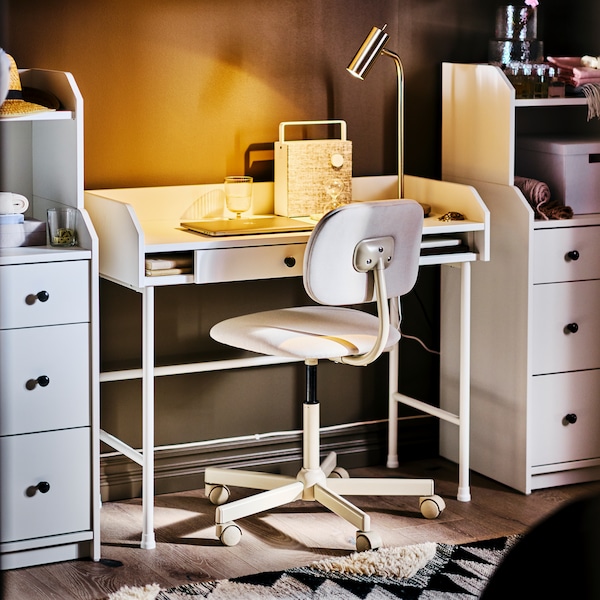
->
[516,97,588,108]
[0,111,74,123]
[533,212,600,229]
[0,246,92,266]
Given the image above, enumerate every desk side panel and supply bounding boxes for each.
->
[84,192,143,289]
[405,175,490,261]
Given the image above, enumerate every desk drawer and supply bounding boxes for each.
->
[531,370,600,466]
[533,226,600,284]
[532,279,600,375]
[0,428,91,544]
[0,324,90,436]
[194,243,305,284]
[0,261,89,329]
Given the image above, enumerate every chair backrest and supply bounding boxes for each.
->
[303,199,423,306]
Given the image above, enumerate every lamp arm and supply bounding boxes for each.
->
[382,48,404,200]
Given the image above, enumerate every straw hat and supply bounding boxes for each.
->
[0,54,57,118]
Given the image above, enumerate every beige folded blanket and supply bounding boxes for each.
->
[514,176,573,220]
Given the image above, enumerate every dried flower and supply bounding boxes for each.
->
[525,0,539,7]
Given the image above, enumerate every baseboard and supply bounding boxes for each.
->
[100,416,437,501]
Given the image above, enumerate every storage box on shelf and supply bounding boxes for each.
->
[0,68,99,569]
[516,135,600,214]
[440,62,600,494]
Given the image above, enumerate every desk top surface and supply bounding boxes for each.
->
[138,214,484,252]
[84,175,489,289]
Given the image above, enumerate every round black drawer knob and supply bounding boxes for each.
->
[37,290,50,302]
[26,375,51,390]
[565,413,578,425]
[565,323,579,334]
[566,250,580,261]
[37,481,51,494]
[37,375,50,387]
[284,257,296,268]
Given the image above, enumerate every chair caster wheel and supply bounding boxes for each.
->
[217,522,242,546]
[419,495,446,519]
[206,484,230,506]
[356,530,382,552]
[329,467,349,479]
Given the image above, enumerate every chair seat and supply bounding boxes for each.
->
[210,305,401,360]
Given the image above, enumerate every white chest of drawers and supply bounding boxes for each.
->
[440,62,600,494]
[0,254,98,569]
[529,224,600,479]
[0,67,99,568]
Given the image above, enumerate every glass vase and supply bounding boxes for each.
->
[495,5,537,41]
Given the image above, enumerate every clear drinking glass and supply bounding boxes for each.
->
[47,207,77,246]
[224,176,253,219]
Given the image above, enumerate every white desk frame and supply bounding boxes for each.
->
[85,175,489,549]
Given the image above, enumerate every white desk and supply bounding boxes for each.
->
[85,174,489,549]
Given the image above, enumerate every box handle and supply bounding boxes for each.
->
[279,120,347,143]
[589,154,600,163]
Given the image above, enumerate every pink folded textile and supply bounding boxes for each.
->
[547,56,600,87]
[514,176,573,220]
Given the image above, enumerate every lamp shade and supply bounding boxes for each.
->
[346,25,390,80]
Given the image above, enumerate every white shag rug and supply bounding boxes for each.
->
[310,542,436,579]
[107,536,517,599]
[108,583,161,600]
[108,543,433,599]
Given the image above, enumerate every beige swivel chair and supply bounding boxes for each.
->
[205,199,445,551]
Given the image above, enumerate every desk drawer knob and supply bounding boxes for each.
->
[564,413,578,425]
[565,322,579,334]
[566,250,580,261]
[284,257,296,268]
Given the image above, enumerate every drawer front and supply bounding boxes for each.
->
[194,243,305,284]
[531,370,600,466]
[533,226,600,284]
[0,261,89,330]
[0,324,90,436]
[532,280,600,375]
[0,428,91,544]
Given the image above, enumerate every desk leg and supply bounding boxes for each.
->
[387,297,400,469]
[141,287,156,549]
[457,262,471,502]
[387,267,472,502]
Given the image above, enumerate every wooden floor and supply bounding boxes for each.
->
[4,458,600,600]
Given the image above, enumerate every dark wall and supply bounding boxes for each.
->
[3,0,596,463]
[4,2,596,186]
[4,0,499,188]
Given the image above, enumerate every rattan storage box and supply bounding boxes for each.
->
[516,136,600,214]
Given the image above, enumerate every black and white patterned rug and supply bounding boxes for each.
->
[110,536,520,599]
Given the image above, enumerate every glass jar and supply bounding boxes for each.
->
[495,5,537,41]
[533,63,549,98]
[547,67,565,98]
